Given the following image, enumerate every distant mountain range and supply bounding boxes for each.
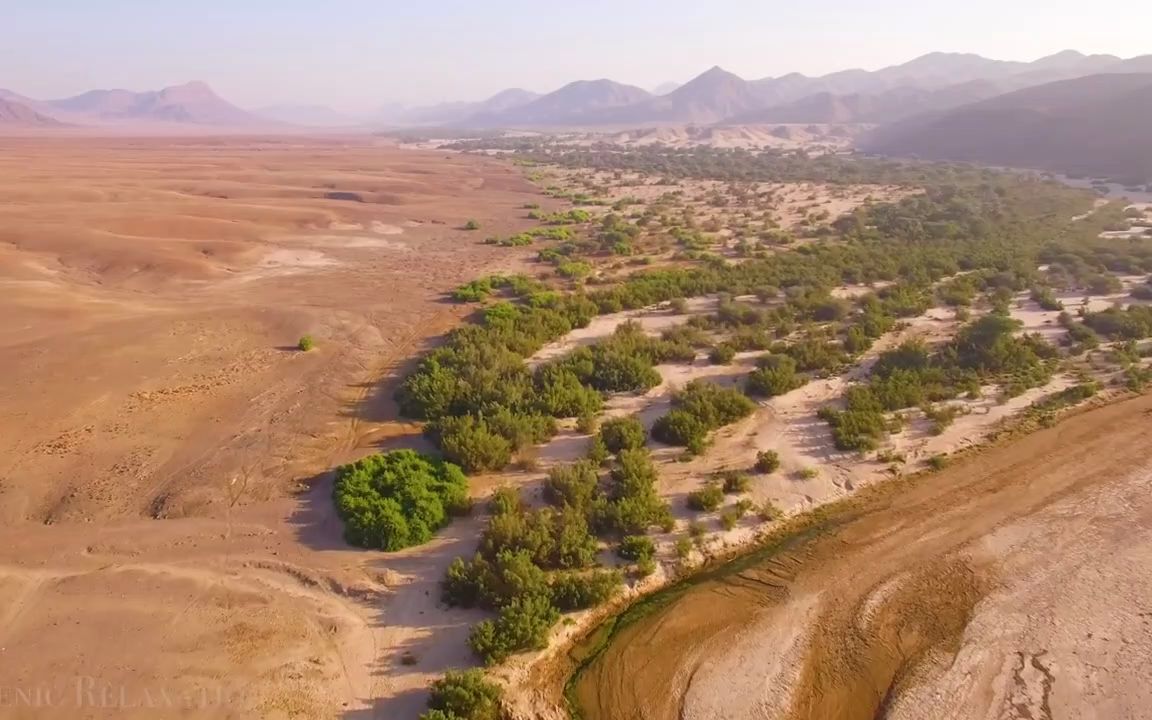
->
[0,82,271,128]
[465,80,651,127]
[862,72,1152,184]
[2,50,1150,137]
[406,49,1150,129]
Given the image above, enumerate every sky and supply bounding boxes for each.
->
[2,0,1149,112]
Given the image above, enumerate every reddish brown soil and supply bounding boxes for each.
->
[0,136,552,718]
[0,136,547,523]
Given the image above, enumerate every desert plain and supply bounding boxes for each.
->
[0,135,552,718]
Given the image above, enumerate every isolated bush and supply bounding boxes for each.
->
[686,481,724,512]
[297,335,315,352]
[463,219,481,231]
[421,669,504,720]
[757,501,784,522]
[754,450,781,473]
[599,416,647,454]
[690,380,756,422]
[333,450,470,551]
[926,454,950,471]
[717,470,751,494]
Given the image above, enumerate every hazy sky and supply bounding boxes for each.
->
[3,0,1148,111]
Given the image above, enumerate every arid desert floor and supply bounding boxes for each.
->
[0,136,553,718]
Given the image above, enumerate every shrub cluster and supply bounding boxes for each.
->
[1082,305,1152,340]
[653,381,756,452]
[822,316,1058,451]
[686,481,725,512]
[444,451,669,664]
[746,354,804,398]
[598,415,647,453]
[421,669,505,720]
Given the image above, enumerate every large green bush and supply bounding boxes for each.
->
[333,450,470,551]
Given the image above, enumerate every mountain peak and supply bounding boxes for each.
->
[1030,49,1121,71]
[1035,49,1085,62]
[157,81,218,101]
[690,66,742,83]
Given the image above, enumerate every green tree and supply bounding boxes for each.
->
[333,450,470,551]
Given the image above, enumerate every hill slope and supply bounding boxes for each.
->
[597,67,762,125]
[730,81,1003,124]
[0,98,65,127]
[473,80,651,126]
[46,82,269,126]
[862,73,1152,183]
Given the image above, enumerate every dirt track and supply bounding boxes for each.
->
[568,393,1152,720]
